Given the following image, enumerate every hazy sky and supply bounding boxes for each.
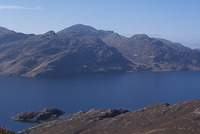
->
[0,0,200,48]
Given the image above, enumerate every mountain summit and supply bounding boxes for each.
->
[131,34,150,40]
[58,24,98,36]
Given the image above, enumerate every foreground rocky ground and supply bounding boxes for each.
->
[0,128,15,134]
[18,100,200,134]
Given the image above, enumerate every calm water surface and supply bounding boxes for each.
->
[0,72,200,132]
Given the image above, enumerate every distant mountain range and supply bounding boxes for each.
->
[0,24,200,77]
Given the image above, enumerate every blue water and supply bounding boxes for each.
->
[0,72,200,132]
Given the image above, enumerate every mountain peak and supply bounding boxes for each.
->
[0,27,15,35]
[68,24,96,30]
[44,30,56,36]
[131,34,149,40]
[58,24,98,36]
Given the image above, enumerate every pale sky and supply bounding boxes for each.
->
[0,0,200,48]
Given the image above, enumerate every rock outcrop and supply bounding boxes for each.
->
[19,100,200,134]
[12,108,65,123]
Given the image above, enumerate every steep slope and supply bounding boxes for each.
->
[0,28,132,77]
[59,24,200,71]
[19,100,200,134]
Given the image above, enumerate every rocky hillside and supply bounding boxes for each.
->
[19,100,200,134]
[0,27,132,77]
[59,24,200,71]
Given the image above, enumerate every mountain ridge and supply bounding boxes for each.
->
[0,24,200,77]
[0,26,132,77]
[58,24,200,71]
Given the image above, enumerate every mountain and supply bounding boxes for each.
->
[59,24,200,71]
[0,27,132,77]
[19,100,200,134]
[0,24,200,78]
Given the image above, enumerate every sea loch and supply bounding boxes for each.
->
[0,72,200,132]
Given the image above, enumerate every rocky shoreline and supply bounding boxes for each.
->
[12,108,65,123]
[12,100,200,134]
